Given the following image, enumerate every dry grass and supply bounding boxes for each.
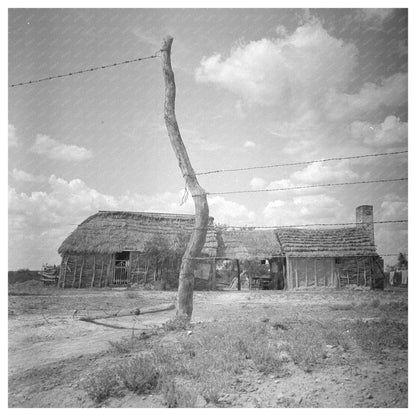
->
[81,296,407,407]
[350,318,407,354]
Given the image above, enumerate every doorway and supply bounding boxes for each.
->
[114,251,130,285]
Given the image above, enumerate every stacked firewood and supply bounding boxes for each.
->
[38,264,59,286]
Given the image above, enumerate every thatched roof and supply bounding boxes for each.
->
[275,227,377,257]
[216,229,282,260]
[58,211,217,256]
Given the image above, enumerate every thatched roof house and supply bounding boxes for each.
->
[213,206,382,290]
[58,210,217,256]
[57,211,217,289]
[216,229,282,260]
[275,226,376,258]
[57,205,382,290]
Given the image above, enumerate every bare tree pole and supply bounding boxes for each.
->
[161,36,209,318]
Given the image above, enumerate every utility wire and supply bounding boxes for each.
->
[9,52,160,88]
[196,150,408,176]
[215,219,408,230]
[205,177,408,196]
[188,253,403,260]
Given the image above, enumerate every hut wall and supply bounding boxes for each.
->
[287,257,335,289]
[59,253,113,288]
[59,252,217,290]
[335,256,373,287]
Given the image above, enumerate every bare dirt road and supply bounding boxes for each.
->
[8,284,408,408]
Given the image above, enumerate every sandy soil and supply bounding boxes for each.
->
[8,285,407,408]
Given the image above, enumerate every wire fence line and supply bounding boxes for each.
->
[187,253,404,260]
[211,219,408,230]
[9,52,160,88]
[195,150,408,176]
[62,219,407,229]
[202,177,408,196]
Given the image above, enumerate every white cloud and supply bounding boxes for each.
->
[357,8,394,24]
[9,124,18,147]
[264,161,358,195]
[195,21,357,108]
[243,140,256,149]
[263,194,344,225]
[380,193,408,220]
[10,168,47,183]
[250,177,267,190]
[351,115,407,148]
[8,176,256,268]
[31,134,93,161]
[291,161,358,184]
[208,196,256,225]
[324,73,407,122]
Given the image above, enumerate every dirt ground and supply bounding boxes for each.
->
[8,283,408,408]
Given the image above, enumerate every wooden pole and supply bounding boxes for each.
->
[78,256,85,288]
[356,257,359,285]
[91,255,96,288]
[72,258,78,288]
[61,256,68,288]
[314,259,317,287]
[286,256,291,290]
[236,259,241,291]
[99,259,104,288]
[295,259,298,288]
[161,36,209,318]
[305,260,308,288]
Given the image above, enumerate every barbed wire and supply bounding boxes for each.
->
[213,219,408,230]
[204,177,408,196]
[195,150,408,176]
[9,52,160,88]
[187,253,404,260]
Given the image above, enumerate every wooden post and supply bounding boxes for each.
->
[106,254,112,287]
[61,256,68,288]
[356,257,359,286]
[286,256,291,290]
[364,267,367,287]
[91,255,96,288]
[72,258,78,288]
[314,259,317,287]
[78,256,85,289]
[161,36,209,318]
[305,260,308,288]
[210,258,216,290]
[330,259,334,287]
[236,259,241,291]
[99,259,104,288]
[294,259,298,288]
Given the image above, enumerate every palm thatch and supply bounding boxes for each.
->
[275,226,377,257]
[58,211,217,256]
[216,229,282,260]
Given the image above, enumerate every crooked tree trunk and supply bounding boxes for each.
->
[161,36,209,318]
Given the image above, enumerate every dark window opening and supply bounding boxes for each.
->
[335,257,341,265]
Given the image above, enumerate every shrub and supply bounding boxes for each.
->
[82,367,119,404]
[159,375,199,408]
[162,316,191,331]
[116,354,159,393]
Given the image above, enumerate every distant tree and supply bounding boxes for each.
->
[396,252,408,270]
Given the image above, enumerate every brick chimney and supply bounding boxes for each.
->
[356,205,374,245]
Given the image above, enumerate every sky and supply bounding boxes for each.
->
[8,7,408,270]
